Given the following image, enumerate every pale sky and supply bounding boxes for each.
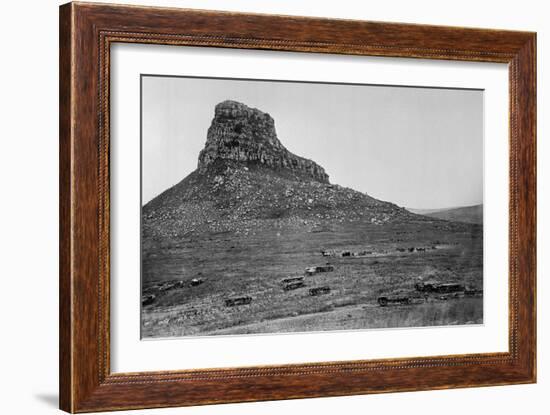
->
[142,75,483,209]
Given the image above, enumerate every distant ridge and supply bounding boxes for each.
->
[407,204,483,224]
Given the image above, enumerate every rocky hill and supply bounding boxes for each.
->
[142,100,419,241]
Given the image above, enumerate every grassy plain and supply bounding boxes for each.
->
[141,218,483,338]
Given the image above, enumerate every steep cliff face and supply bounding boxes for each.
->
[198,100,329,183]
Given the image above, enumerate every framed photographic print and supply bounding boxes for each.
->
[59,2,536,412]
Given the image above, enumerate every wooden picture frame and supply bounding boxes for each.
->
[59,2,536,412]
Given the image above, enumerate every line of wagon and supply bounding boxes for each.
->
[228,264,336,307]
[144,261,338,309]
[143,262,481,313]
[377,282,483,307]
[321,245,442,258]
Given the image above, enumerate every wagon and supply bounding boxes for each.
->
[377,288,425,307]
[224,296,252,307]
[305,265,335,276]
[304,267,317,276]
[282,276,304,284]
[415,282,464,293]
[190,278,204,287]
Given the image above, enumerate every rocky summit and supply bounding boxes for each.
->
[198,100,329,183]
[142,100,421,241]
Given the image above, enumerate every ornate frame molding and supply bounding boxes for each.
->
[60,2,536,412]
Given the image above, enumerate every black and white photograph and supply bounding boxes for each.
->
[140,75,484,339]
